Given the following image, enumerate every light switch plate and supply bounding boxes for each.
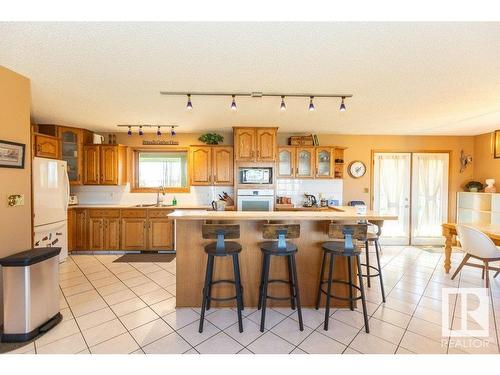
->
[7,194,24,207]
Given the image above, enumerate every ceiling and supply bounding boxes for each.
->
[1,22,499,135]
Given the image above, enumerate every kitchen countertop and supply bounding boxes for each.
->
[168,206,397,221]
[68,204,213,210]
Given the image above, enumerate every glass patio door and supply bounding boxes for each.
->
[373,153,411,245]
[411,153,449,245]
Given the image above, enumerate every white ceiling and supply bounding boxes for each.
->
[1,22,500,135]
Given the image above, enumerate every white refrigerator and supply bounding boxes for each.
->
[32,157,70,262]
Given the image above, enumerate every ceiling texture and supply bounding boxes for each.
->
[1,22,499,135]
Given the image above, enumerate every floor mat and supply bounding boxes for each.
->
[113,253,176,263]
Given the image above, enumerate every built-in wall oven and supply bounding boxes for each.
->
[239,167,273,185]
[237,189,275,211]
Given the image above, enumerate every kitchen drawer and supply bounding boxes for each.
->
[121,209,147,218]
[148,209,174,218]
[88,209,120,218]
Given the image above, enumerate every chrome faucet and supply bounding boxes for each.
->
[156,186,165,206]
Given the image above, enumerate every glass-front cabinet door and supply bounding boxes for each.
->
[315,147,332,178]
[278,147,295,178]
[296,147,315,178]
[58,127,82,185]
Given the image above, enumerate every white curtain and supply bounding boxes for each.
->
[374,153,410,238]
[412,153,448,239]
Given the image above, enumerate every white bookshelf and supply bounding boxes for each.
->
[456,192,500,225]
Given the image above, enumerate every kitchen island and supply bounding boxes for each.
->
[169,207,397,308]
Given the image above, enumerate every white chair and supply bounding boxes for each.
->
[453,224,500,287]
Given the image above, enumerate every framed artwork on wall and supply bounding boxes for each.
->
[0,140,26,169]
[495,130,500,159]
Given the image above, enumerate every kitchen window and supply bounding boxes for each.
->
[132,149,189,192]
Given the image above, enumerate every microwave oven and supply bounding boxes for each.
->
[239,167,273,184]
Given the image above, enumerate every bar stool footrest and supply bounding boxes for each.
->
[263,279,296,301]
[319,280,364,301]
[358,263,381,277]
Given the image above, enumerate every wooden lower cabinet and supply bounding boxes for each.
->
[69,208,175,252]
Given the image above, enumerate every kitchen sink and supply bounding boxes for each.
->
[133,204,174,207]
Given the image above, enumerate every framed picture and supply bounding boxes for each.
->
[0,140,25,169]
[495,130,500,159]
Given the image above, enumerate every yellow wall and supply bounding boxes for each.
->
[0,66,32,325]
[472,132,500,186]
[278,133,475,222]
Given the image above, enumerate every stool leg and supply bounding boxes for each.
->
[234,253,244,310]
[324,252,335,331]
[232,254,244,333]
[206,254,215,311]
[347,256,354,311]
[287,256,296,310]
[260,254,271,332]
[365,241,371,288]
[290,254,304,331]
[356,254,370,333]
[374,239,386,302]
[199,255,214,333]
[258,254,269,311]
[315,250,327,310]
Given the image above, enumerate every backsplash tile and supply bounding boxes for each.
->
[276,179,343,206]
[71,184,234,206]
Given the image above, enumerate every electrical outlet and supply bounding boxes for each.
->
[7,194,24,207]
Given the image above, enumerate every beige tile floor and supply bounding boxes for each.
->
[3,245,500,354]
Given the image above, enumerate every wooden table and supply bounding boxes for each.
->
[169,207,397,308]
[442,223,500,273]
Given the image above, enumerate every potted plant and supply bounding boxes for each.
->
[198,133,224,145]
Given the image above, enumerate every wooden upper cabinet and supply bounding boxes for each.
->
[58,127,83,185]
[296,147,315,178]
[190,146,212,185]
[256,129,277,161]
[190,146,233,186]
[83,145,100,184]
[234,127,277,162]
[315,147,333,178]
[278,147,296,178]
[34,134,59,159]
[212,147,234,185]
[83,145,127,185]
[234,128,256,161]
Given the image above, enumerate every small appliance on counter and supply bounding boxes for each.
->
[68,195,78,205]
[303,193,317,208]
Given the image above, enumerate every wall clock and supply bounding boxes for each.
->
[348,160,366,178]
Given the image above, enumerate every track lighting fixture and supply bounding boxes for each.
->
[340,97,346,112]
[160,91,352,112]
[309,96,315,111]
[280,96,286,111]
[118,124,179,136]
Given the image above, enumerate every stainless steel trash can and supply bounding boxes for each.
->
[0,247,62,342]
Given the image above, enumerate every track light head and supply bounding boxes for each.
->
[309,96,315,111]
[171,126,176,136]
[280,96,286,111]
[157,126,161,136]
[231,95,237,110]
[138,126,144,136]
[340,97,346,112]
[127,126,132,136]
[186,94,193,110]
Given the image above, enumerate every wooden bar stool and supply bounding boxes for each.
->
[199,224,244,333]
[315,223,370,333]
[360,220,386,302]
[258,224,303,332]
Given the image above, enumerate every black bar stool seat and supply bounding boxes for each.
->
[199,224,244,334]
[258,224,303,332]
[315,223,370,333]
[204,241,242,255]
